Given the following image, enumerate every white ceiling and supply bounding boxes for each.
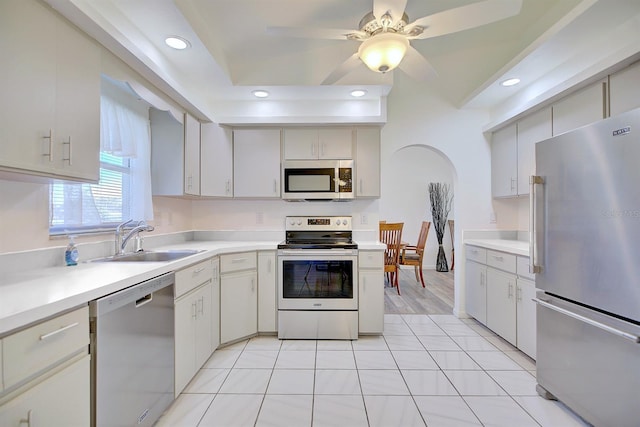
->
[48,0,640,124]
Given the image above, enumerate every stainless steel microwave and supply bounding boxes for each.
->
[282,160,354,200]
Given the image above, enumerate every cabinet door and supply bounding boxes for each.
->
[258,251,277,333]
[194,283,213,369]
[516,108,551,195]
[220,270,258,344]
[486,268,517,345]
[174,293,197,395]
[465,261,487,324]
[516,278,536,360]
[283,128,317,159]
[318,128,353,159]
[183,113,201,195]
[359,269,384,334]
[610,61,640,116]
[233,129,281,198]
[201,123,233,197]
[0,355,90,427]
[211,258,220,350]
[552,79,606,136]
[355,127,381,198]
[491,124,517,197]
[53,15,100,182]
[151,108,185,196]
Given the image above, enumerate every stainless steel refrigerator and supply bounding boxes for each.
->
[531,107,640,427]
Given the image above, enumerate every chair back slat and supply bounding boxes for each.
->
[379,222,403,266]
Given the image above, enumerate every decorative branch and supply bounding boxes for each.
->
[429,182,453,271]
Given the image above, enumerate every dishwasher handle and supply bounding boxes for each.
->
[135,293,153,308]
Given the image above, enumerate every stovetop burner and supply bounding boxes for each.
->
[279,216,357,250]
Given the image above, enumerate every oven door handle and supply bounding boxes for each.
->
[278,249,357,256]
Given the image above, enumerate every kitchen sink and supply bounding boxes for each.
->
[90,249,203,263]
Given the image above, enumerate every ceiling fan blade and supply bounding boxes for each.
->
[321,53,362,85]
[373,0,408,25]
[406,0,522,39]
[397,45,437,82]
[266,26,363,40]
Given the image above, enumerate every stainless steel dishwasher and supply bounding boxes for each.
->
[90,272,175,427]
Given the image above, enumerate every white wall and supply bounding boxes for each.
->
[381,73,498,316]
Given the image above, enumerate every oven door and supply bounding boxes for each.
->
[278,249,358,310]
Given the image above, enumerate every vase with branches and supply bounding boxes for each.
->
[428,182,453,272]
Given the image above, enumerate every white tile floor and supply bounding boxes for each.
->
[155,314,591,427]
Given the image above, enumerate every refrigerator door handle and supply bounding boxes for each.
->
[529,175,544,274]
[534,298,640,343]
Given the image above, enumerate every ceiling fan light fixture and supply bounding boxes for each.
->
[358,32,409,73]
[165,36,191,50]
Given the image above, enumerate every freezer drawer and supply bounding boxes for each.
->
[536,293,640,427]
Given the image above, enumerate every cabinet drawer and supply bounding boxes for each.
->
[486,250,516,273]
[175,258,214,298]
[516,256,535,280]
[220,252,257,274]
[359,251,383,269]
[465,246,487,263]
[3,306,89,389]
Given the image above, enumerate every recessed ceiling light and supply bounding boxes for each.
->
[252,90,270,98]
[350,89,367,97]
[501,78,521,87]
[165,36,190,50]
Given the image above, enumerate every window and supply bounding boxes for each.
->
[49,76,153,235]
[49,153,132,235]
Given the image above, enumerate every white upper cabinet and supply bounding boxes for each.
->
[233,129,281,198]
[609,60,640,117]
[151,108,186,196]
[201,123,233,197]
[491,124,517,198]
[183,113,201,196]
[355,127,381,198]
[283,128,353,160]
[552,79,607,136]
[0,0,100,182]
[516,108,552,196]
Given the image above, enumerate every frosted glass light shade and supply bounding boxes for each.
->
[358,33,409,73]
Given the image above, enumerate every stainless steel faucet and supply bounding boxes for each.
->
[115,220,154,255]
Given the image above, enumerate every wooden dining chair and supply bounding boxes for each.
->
[400,221,431,287]
[379,222,403,295]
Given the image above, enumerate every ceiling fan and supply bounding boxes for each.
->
[268,0,523,84]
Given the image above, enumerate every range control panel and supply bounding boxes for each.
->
[285,216,352,231]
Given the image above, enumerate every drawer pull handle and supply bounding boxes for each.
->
[231,258,247,264]
[492,255,504,261]
[39,322,79,340]
[193,267,206,274]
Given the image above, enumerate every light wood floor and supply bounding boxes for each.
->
[384,267,455,315]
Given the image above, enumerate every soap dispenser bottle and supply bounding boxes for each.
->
[65,235,79,266]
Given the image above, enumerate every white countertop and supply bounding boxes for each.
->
[464,239,529,257]
[0,240,383,336]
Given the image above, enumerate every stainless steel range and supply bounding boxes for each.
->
[277,216,358,339]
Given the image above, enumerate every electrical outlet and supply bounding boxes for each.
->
[361,214,368,225]
[256,212,264,225]
[489,212,497,224]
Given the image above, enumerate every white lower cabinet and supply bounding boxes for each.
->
[465,245,536,359]
[220,252,258,344]
[174,259,215,396]
[486,267,517,346]
[516,277,536,359]
[0,355,90,427]
[358,250,384,334]
[465,260,487,324]
[258,251,277,333]
[0,305,90,425]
